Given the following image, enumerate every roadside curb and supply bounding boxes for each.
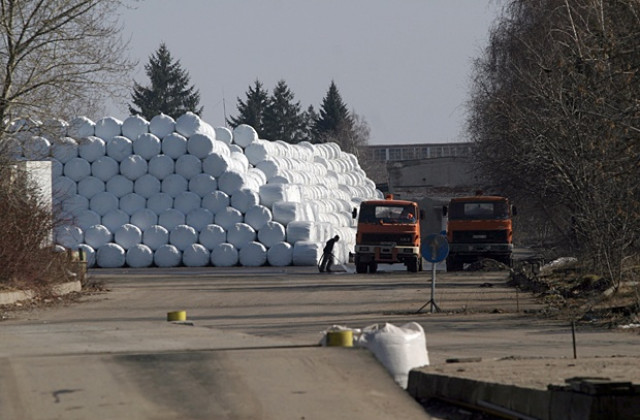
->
[0,281,82,306]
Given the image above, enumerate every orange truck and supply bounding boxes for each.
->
[353,196,424,273]
[443,193,516,271]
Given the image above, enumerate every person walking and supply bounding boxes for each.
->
[319,235,340,272]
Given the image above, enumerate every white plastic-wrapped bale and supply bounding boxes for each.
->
[217,170,248,195]
[247,167,267,186]
[161,173,188,197]
[89,191,119,216]
[201,191,229,214]
[114,223,142,250]
[106,175,134,198]
[230,188,259,213]
[101,209,129,232]
[131,208,158,231]
[148,155,174,180]
[75,209,101,230]
[286,221,318,244]
[198,224,226,250]
[238,241,267,267]
[232,124,257,148]
[47,158,63,178]
[161,132,187,159]
[149,113,175,138]
[244,204,272,231]
[4,137,22,160]
[83,224,112,249]
[20,136,49,160]
[126,243,154,268]
[147,192,173,214]
[106,136,133,162]
[257,221,286,248]
[158,209,186,230]
[227,223,256,250]
[169,224,197,251]
[154,244,182,267]
[292,241,322,266]
[214,206,243,230]
[186,208,213,232]
[133,133,162,160]
[175,154,202,180]
[61,194,89,219]
[214,126,233,145]
[63,157,91,182]
[68,116,95,138]
[143,225,169,250]
[187,133,218,159]
[175,112,215,138]
[211,242,238,267]
[89,156,118,183]
[228,144,243,154]
[182,243,210,267]
[94,117,122,140]
[188,173,217,197]
[119,193,146,216]
[96,243,126,268]
[173,191,201,215]
[78,244,96,268]
[77,176,105,199]
[267,242,293,267]
[272,201,318,225]
[202,153,244,177]
[55,225,83,249]
[78,136,106,162]
[53,176,77,201]
[122,115,149,140]
[120,154,148,180]
[258,184,301,207]
[51,137,78,163]
[134,174,161,198]
[231,151,249,171]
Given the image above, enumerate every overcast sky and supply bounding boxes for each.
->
[113,1,502,145]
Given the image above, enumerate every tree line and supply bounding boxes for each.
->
[468,0,640,287]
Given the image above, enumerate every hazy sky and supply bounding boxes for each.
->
[114,1,502,145]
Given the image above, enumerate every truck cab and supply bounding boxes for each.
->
[444,194,515,271]
[354,197,423,273]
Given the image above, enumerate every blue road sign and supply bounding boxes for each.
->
[421,234,449,263]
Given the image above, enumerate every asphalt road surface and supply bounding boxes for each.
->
[1,265,638,419]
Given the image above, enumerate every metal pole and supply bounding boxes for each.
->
[431,262,437,313]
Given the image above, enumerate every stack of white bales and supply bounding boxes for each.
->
[8,112,382,268]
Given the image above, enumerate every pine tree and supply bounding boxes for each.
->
[227,80,269,135]
[262,80,306,143]
[313,80,354,143]
[129,43,203,120]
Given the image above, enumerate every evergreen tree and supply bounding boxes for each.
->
[301,105,319,143]
[227,80,269,135]
[313,80,354,142]
[129,43,203,120]
[262,80,306,143]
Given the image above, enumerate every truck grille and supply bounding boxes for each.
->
[361,233,414,245]
[452,230,508,243]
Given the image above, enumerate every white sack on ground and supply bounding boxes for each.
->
[292,241,322,266]
[106,136,133,162]
[133,133,162,160]
[114,223,142,250]
[238,241,267,266]
[94,117,122,140]
[154,244,182,267]
[126,244,154,268]
[211,242,238,267]
[101,209,129,233]
[106,175,134,198]
[122,115,149,140]
[84,224,112,249]
[182,243,210,267]
[96,243,126,268]
[149,113,175,138]
[91,156,119,182]
[199,224,226,250]
[143,225,169,250]
[355,322,430,389]
[78,136,106,162]
[267,242,293,266]
[257,221,286,248]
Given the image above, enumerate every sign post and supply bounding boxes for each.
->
[417,233,449,313]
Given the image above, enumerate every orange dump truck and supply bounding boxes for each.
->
[444,193,516,271]
[353,196,423,273]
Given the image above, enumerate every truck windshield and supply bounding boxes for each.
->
[449,201,509,220]
[359,204,417,224]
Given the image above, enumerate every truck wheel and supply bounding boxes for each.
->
[407,258,418,273]
[356,262,367,273]
[368,262,378,274]
[447,256,462,272]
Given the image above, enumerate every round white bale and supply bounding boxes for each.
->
[230,188,259,213]
[188,173,217,197]
[149,113,175,138]
[106,136,133,162]
[55,225,83,250]
[96,243,126,268]
[169,224,198,251]
[227,223,256,250]
[238,241,267,266]
[125,243,154,268]
[63,157,91,182]
[244,204,272,231]
[201,191,229,214]
[77,176,105,199]
[78,243,96,268]
[214,126,233,145]
[130,208,158,231]
[267,242,293,266]
[68,116,95,138]
[182,243,210,267]
[122,115,149,140]
[210,243,238,267]
[214,206,243,230]
[148,154,174,180]
[134,174,161,198]
[89,191,119,216]
[186,208,213,232]
[51,137,78,163]
[106,175,134,198]
[232,124,258,148]
[153,244,181,267]
[84,224,112,249]
[146,192,173,214]
[119,154,148,180]
[133,132,162,160]
[257,221,286,248]
[158,208,185,230]
[187,133,216,159]
[175,154,202,180]
[198,224,226,250]
[78,136,106,162]
[114,223,142,250]
[161,132,187,159]
[173,191,201,215]
[91,156,119,182]
[101,209,130,233]
[75,209,101,230]
[161,173,188,197]
[142,225,169,250]
[119,193,146,216]
[94,117,122,140]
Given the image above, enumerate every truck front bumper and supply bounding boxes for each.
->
[354,244,420,263]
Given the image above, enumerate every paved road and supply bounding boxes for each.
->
[1,266,638,419]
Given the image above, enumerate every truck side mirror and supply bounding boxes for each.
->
[442,205,448,217]
[352,208,358,219]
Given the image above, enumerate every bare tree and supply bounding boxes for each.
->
[0,0,136,136]
[468,0,640,287]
